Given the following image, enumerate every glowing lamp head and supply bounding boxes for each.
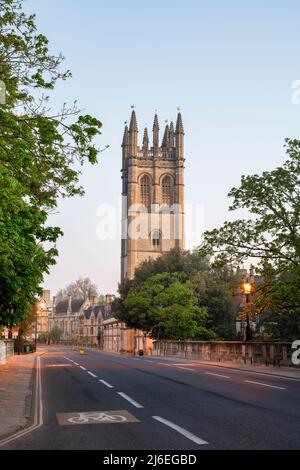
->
[242,282,252,295]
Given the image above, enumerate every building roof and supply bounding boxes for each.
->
[55,298,85,314]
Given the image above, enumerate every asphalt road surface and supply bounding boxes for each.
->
[2,346,300,450]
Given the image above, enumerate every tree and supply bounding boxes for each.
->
[116,272,214,341]
[113,248,239,340]
[0,0,102,327]
[187,266,241,339]
[48,325,63,343]
[200,139,300,316]
[56,277,99,302]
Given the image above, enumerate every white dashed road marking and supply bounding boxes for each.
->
[205,372,230,379]
[117,392,144,408]
[158,362,171,367]
[74,362,79,366]
[47,364,73,367]
[152,416,208,445]
[177,367,196,372]
[99,379,114,389]
[80,366,87,371]
[245,380,286,390]
[87,371,97,378]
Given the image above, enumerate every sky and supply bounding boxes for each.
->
[24,0,300,296]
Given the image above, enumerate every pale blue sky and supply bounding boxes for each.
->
[24,0,300,296]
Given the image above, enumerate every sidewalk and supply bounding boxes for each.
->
[0,351,43,441]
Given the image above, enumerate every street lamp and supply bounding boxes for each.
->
[34,299,45,350]
[242,281,253,341]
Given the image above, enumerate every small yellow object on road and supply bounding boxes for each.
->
[79,348,85,355]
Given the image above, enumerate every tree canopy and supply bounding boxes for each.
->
[200,139,300,316]
[112,249,240,340]
[0,0,102,327]
[56,277,99,302]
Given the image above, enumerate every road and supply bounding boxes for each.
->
[1,345,300,450]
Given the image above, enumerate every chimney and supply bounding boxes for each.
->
[67,295,72,314]
[43,289,51,305]
[52,296,56,313]
[105,294,113,306]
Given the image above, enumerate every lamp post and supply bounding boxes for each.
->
[242,281,253,341]
[34,299,45,350]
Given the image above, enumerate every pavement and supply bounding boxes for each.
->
[0,350,44,440]
[0,345,299,450]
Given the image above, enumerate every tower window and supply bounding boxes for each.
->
[140,174,151,210]
[162,175,173,206]
[152,230,161,247]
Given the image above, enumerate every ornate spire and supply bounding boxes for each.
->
[122,125,129,146]
[153,113,159,131]
[129,110,138,132]
[162,124,170,148]
[153,112,159,152]
[175,112,184,134]
[143,127,149,148]
[169,121,175,147]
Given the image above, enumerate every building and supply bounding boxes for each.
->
[48,296,88,342]
[121,109,185,279]
[48,293,115,345]
[103,109,186,355]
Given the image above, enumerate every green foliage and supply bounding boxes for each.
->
[200,139,300,316]
[123,273,211,341]
[48,325,63,342]
[0,1,102,327]
[112,250,238,340]
[38,332,48,343]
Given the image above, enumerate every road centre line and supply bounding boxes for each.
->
[74,362,79,366]
[99,379,114,388]
[173,363,197,366]
[87,371,97,378]
[177,367,196,372]
[80,366,87,371]
[205,372,231,379]
[158,362,171,366]
[117,392,144,408]
[245,380,286,390]
[152,416,208,445]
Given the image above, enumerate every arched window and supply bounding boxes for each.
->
[140,174,151,210]
[162,175,173,206]
[152,229,161,247]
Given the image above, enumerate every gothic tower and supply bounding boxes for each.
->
[121,110,185,280]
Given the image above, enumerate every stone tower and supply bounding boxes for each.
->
[121,110,185,280]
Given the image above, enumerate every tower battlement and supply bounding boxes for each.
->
[121,109,185,280]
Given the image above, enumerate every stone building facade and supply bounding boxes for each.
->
[48,294,115,346]
[105,110,186,355]
[121,110,185,279]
